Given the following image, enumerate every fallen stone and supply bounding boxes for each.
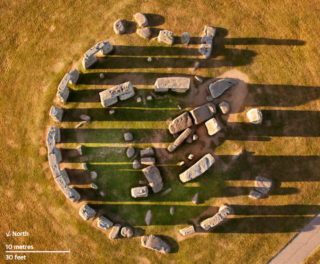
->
[100,191,105,196]
[179,225,195,236]
[121,227,133,238]
[124,132,133,141]
[193,134,198,141]
[142,166,163,193]
[255,176,272,194]
[126,147,135,158]
[158,30,174,45]
[208,78,239,98]
[141,235,170,254]
[141,157,156,166]
[167,128,192,152]
[90,171,97,180]
[137,28,151,38]
[189,103,216,125]
[200,205,231,230]
[100,81,135,107]
[77,145,82,155]
[49,106,63,122]
[82,163,88,170]
[99,73,104,79]
[79,204,96,221]
[199,43,212,59]
[69,69,79,84]
[134,13,148,27]
[97,216,113,230]
[192,193,198,204]
[188,154,194,160]
[194,61,200,71]
[80,114,90,121]
[205,118,221,136]
[177,105,182,110]
[140,147,154,157]
[170,206,174,215]
[179,161,185,166]
[169,112,193,134]
[76,121,87,128]
[139,180,148,185]
[179,154,215,183]
[195,76,203,83]
[219,101,230,114]
[162,188,172,195]
[137,97,142,102]
[109,110,115,115]
[249,190,262,199]
[133,160,141,169]
[155,77,190,93]
[147,95,153,100]
[145,210,152,225]
[247,108,263,124]
[147,57,152,62]
[114,20,125,34]
[60,169,70,184]
[109,224,121,239]
[206,95,213,102]
[181,32,190,44]
[131,186,149,198]
[90,183,98,190]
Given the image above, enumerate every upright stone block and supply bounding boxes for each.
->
[69,69,79,84]
[49,106,63,122]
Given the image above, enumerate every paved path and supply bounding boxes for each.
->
[269,213,320,264]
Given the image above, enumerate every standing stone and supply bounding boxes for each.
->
[199,26,216,59]
[90,171,97,180]
[141,235,171,254]
[97,216,113,230]
[121,227,133,238]
[167,128,192,152]
[99,73,104,79]
[140,147,154,157]
[158,30,174,45]
[124,132,133,141]
[188,154,194,160]
[90,183,98,190]
[170,206,174,215]
[137,28,151,38]
[205,118,221,136]
[255,176,272,194]
[247,108,263,124]
[79,204,96,221]
[82,163,88,170]
[219,101,230,114]
[181,32,190,44]
[189,103,216,125]
[193,134,198,141]
[60,169,70,184]
[133,160,141,169]
[142,166,163,193]
[232,150,243,161]
[69,69,79,84]
[179,154,215,183]
[194,61,200,71]
[208,78,239,98]
[82,55,97,69]
[77,145,82,155]
[179,225,195,236]
[99,41,113,55]
[177,105,182,110]
[109,224,121,239]
[146,95,153,101]
[145,210,152,225]
[80,114,90,121]
[126,147,135,158]
[206,95,213,102]
[131,186,149,198]
[100,81,135,107]
[249,190,262,199]
[114,20,125,34]
[169,112,193,134]
[49,106,63,122]
[192,193,199,204]
[147,57,152,62]
[134,13,148,27]
[141,157,156,166]
[155,77,190,93]
[137,97,142,102]
[100,191,105,197]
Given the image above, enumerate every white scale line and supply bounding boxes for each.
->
[6,250,70,253]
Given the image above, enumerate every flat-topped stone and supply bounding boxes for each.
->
[200,204,231,230]
[79,204,96,221]
[203,25,216,38]
[131,186,149,198]
[145,210,152,225]
[208,78,239,98]
[69,69,79,84]
[100,81,135,107]
[126,147,135,158]
[255,176,272,194]
[155,77,190,93]
[90,171,97,180]
[179,154,215,183]
[133,160,141,169]
[219,101,230,114]
[199,43,212,59]
[142,165,163,193]
[69,188,81,202]
[99,41,113,56]
[124,132,133,141]
[60,169,70,184]
[167,128,192,152]
[170,206,174,215]
[249,190,262,199]
[134,13,148,27]
[205,118,221,136]
[140,147,154,157]
[121,226,133,238]
[82,55,97,69]
[137,28,151,38]
[192,193,199,204]
[169,112,193,134]
[199,26,216,59]
[189,103,216,125]
[97,216,113,230]
[181,32,190,44]
[179,225,195,236]
[114,20,125,34]
[54,175,73,200]
[141,157,155,166]
[49,106,63,122]
[158,30,174,45]
[141,235,171,254]
[247,108,263,124]
[57,73,70,102]
[80,114,90,121]
[48,153,61,178]
[56,87,69,102]
[109,224,121,239]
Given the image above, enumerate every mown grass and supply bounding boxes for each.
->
[1,0,320,263]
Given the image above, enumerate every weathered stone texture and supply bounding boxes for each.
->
[208,78,239,98]
[133,160,141,169]
[189,103,216,125]
[249,190,262,199]
[124,132,133,141]
[205,118,221,136]
[142,166,163,193]
[181,32,190,44]
[140,147,154,157]
[60,169,70,184]
[48,153,61,178]
[97,216,113,230]
[200,205,231,230]
[199,26,216,59]
[169,112,193,134]
[109,224,121,239]
[49,106,63,122]
[155,77,190,93]
[219,101,230,114]
[121,227,133,238]
[100,82,135,107]
[131,186,149,198]
[114,20,125,34]
[137,28,151,38]
[141,235,171,254]
[134,13,148,27]
[192,193,199,204]
[141,157,156,166]
[158,30,174,45]
[247,108,263,124]
[79,204,96,221]
[82,55,97,69]
[127,147,135,158]
[69,69,79,84]
[179,225,195,236]
[145,210,152,225]
[167,128,192,152]
[255,176,272,194]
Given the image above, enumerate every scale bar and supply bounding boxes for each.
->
[6,250,70,253]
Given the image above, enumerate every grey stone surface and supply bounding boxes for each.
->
[200,204,231,230]
[158,30,174,45]
[137,97,142,102]
[205,118,221,136]
[140,147,154,157]
[99,41,113,55]
[60,169,70,184]
[206,95,213,102]
[54,175,73,199]
[192,193,199,204]
[124,132,133,141]
[90,171,97,180]
[188,154,194,160]
[121,227,133,238]
[77,145,82,155]
[167,128,192,152]
[109,110,115,115]
[162,188,172,196]
[137,28,151,38]
[133,160,141,169]
[142,165,163,193]
[126,147,135,158]
[155,77,190,93]
[70,188,81,202]
[69,69,79,84]
[249,190,262,199]
[49,106,63,122]
[97,216,113,230]
[189,103,216,125]
[193,134,198,141]
[109,224,121,239]
[255,176,272,194]
[179,154,215,183]
[179,225,195,236]
[181,32,190,44]
[80,114,90,121]
[82,55,97,69]
[139,180,148,185]
[90,183,98,190]
[194,61,200,71]
[169,112,193,134]
[179,161,185,166]
[208,78,239,98]
[147,95,153,100]
[219,101,230,114]
[48,153,61,178]
[82,163,88,170]
[199,26,216,59]
[247,108,263,124]
[204,25,216,38]
[131,186,149,198]
[170,206,174,215]
[141,235,171,254]
[141,157,156,166]
[57,73,70,102]
[100,191,105,196]
[84,41,105,58]
[199,43,212,59]
[195,76,203,83]
[114,20,125,34]
[134,13,148,27]
[76,121,87,128]
[145,210,152,225]
[148,57,152,62]
[79,204,96,221]
[100,82,135,107]
[56,87,69,102]
[100,73,104,79]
